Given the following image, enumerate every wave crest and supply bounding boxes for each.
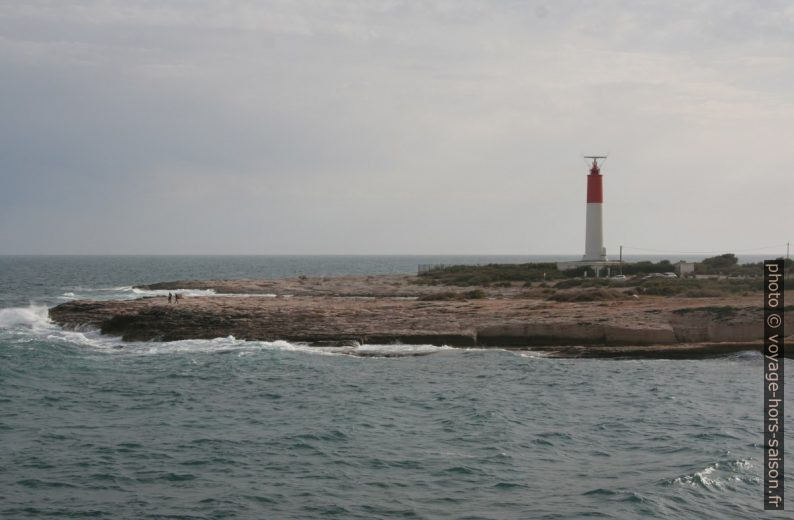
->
[665,458,759,489]
[0,305,51,330]
[1,308,456,359]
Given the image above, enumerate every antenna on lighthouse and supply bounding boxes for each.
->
[584,155,608,169]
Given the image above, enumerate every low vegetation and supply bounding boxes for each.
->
[417,263,561,286]
[553,278,614,289]
[417,289,487,301]
[672,306,739,320]
[637,278,760,297]
[416,253,772,299]
[548,289,628,302]
[695,254,793,277]
[562,259,676,277]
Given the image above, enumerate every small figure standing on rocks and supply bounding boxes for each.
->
[168,292,172,304]
[174,293,180,304]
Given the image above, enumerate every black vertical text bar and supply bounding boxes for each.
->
[765,259,784,510]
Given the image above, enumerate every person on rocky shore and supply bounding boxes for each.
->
[168,292,172,304]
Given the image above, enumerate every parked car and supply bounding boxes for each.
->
[611,274,627,281]
[662,272,678,278]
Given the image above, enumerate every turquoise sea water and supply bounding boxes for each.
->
[0,256,787,519]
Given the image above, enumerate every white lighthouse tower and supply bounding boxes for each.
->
[582,156,607,261]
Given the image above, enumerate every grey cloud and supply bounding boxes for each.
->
[0,0,791,254]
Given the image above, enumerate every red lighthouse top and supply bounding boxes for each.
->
[585,156,605,204]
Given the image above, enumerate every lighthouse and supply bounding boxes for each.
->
[582,156,607,261]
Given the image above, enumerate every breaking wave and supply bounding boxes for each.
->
[87,337,455,358]
[56,286,277,301]
[0,304,454,358]
[0,305,51,331]
[664,458,759,489]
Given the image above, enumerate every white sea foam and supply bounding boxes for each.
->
[1,306,456,358]
[0,305,52,331]
[112,286,277,299]
[130,287,218,297]
[669,458,759,489]
[516,350,551,358]
[55,286,279,301]
[105,338,455,358]
[337,343,454,356]
[0,304,114,348]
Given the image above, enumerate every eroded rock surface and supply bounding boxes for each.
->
[48,276,793,358]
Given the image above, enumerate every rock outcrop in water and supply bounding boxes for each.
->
[49,275,792,358]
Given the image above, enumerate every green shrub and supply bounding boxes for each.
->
[417,263,561,286]
[638,277,760,297]
[417,289,487,301]
[672,306,738,320]
[464,289,487,299]
[681,289,723,298]
[548,289,628,302]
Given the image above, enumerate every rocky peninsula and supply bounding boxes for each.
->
[48,273,791,359]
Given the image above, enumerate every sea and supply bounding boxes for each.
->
[0,255,788,519]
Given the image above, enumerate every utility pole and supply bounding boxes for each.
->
[619,245,623,275]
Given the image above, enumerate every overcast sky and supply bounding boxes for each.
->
[1,0,792,255]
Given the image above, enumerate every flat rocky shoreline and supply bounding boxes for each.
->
[49,275,791,358]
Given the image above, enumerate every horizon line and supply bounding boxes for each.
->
[0,252,782,257]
